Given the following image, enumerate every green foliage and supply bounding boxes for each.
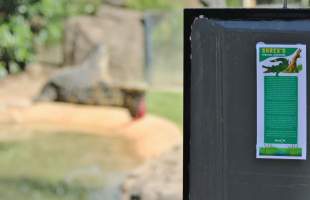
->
[147,90,183,128]
[0,0,101,74]
[127,0,182,10]
[0,16,33,72]
[64,0,102,15]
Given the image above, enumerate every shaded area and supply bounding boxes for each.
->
[0,130,141,200]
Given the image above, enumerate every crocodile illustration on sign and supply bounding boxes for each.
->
[262,49,302,76]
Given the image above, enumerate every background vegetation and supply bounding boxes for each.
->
[127,0,182,10]
[0,0,101,73]
[0,0,307,74]
[147,90,183,128]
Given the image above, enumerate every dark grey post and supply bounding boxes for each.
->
[185,9,310,200]
[283,0,288,8]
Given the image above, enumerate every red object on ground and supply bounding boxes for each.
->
[134,98,147,120]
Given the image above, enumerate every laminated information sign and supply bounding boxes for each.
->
[257,43,307,160]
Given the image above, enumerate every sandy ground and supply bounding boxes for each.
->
[0,68,181,160]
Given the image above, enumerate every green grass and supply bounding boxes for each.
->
[146,90,183,128]
[259,147,302,157]
[0,131,140,200]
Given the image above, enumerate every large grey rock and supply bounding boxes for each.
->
[121,145,182,200]
[35,45,146,118]
[63,6,145,85]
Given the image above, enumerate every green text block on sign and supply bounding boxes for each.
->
[264,76,298,144]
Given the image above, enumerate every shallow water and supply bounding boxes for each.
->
[0,127,141,200]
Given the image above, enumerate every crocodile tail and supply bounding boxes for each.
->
[33,83,58,102]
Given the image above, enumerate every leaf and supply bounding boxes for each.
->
[297,64,303,72]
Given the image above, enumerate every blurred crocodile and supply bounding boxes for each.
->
[263,49,302,76]
[263,58,289,76]
[34,45,146,119]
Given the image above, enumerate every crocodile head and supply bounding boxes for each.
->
[296,49,301,59]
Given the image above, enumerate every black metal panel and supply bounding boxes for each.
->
[184,9,310,200]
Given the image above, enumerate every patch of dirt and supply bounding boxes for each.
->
[0,67,181,160]
[121,144,182,200]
